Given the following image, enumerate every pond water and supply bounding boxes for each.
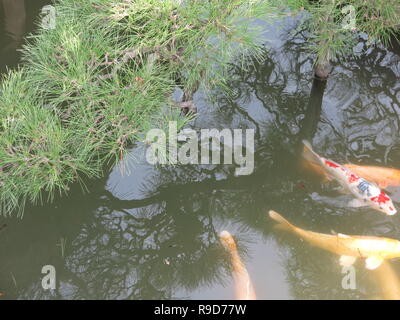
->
[1,2,400,300]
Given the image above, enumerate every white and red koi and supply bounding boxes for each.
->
[302,160,400,190]
[343,164,400,190]
[302,140,396,216]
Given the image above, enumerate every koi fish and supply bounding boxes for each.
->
[343,164,400,190]
[302,140,396,215]
[302,158,400,190]
[269,210,400,270]
[219,231,257,300]
[370,261,400,300]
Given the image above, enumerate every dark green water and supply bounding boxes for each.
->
[1,2,400,300]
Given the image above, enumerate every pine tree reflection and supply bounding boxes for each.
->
[2,24,400,300]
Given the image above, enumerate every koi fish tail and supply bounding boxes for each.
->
[302,140,322,166]
[301,140,331,181]
[269,210,296,232]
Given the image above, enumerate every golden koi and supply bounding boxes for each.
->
[269,210,400,270]
[370,261,400,300]
[302,140,396,215]
[219,231,257,300]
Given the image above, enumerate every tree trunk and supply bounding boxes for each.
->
[314,60,332,79]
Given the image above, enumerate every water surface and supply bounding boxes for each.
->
[1,4,400,300]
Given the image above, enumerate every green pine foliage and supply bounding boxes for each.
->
[0,0,277,216]
[287,0,400,68]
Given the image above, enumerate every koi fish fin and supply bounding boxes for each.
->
[338,233,351,238]
[330,229,337,235]
[365,256,384,270]
[334,185,349,194]
[302,140,322,166]
[378,181,388,190]
[340,255,357,267]
[348,198,368,208]
[301,159,331,181]
[269,210,294,232]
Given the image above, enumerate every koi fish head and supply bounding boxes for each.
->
[378,201,397,216]
[370,191,397,216]
[219,231,237,251]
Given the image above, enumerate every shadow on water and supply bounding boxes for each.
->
[2,13,400,299]
[299,78,325,142]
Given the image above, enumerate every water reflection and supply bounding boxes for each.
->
[1,0,25,46]
[0,0,51,73]
[1,16,400,300]
[0,0,25,72]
